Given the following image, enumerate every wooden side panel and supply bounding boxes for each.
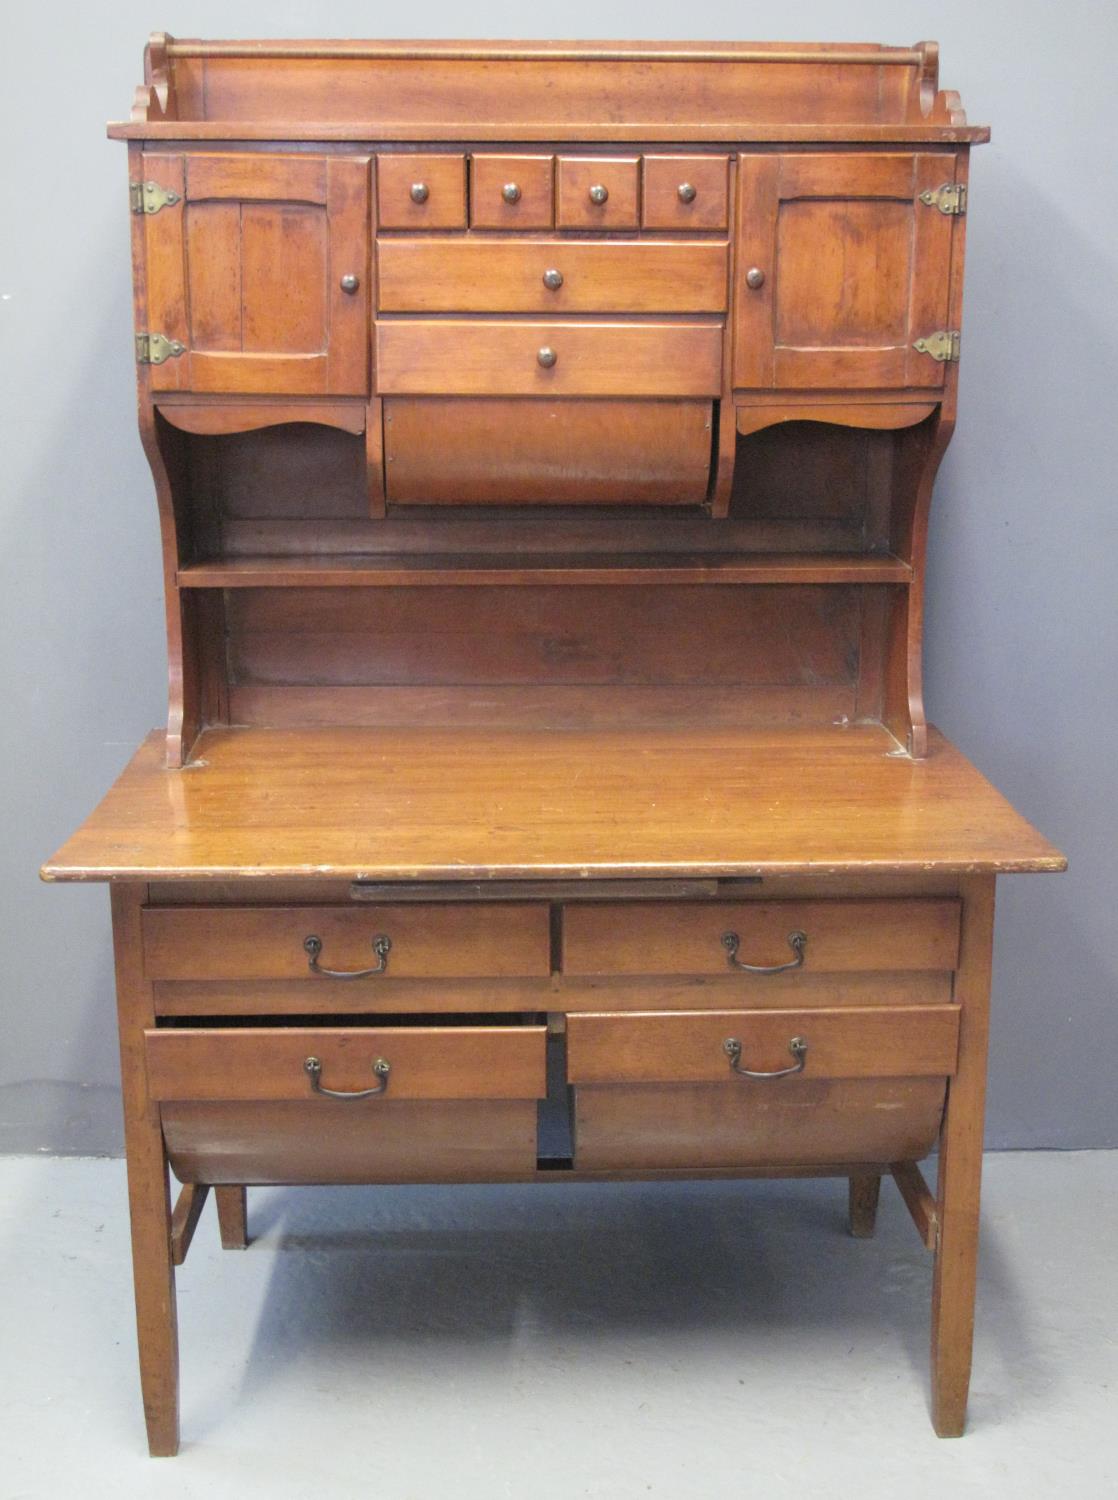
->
[573,1077,947,1170]
[383,397,713,506]
[566,1006,961,1083]
[145,1024,549,1101]
[562,898,962,975]
[163,1099,540,1182]
[141,902,552,980]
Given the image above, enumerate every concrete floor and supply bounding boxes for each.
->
[0,1153,1114,1498]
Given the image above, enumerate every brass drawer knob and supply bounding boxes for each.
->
[745,266,766,290]
[677,182,697,203]
[588,183,609,205]
[542,268,564,290]
[537,346,558,368]
[339,273,359,294]
[410,182,429,204]
[502,182,521,203]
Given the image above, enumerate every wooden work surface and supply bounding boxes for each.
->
[43,724,1064,882]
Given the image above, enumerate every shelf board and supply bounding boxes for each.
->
[176,551,913,588]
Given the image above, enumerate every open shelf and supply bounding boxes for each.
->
[176,551,913,588]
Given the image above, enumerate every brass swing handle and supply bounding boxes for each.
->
[304,1055,390,1099]
[721,929,806,974]
[303,933,391,978]
[723,1035,807,1080]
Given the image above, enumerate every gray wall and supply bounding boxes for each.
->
[2,1,1115,1155]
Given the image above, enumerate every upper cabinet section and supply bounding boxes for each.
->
[111,37,988,144]
[138,151,369,396]
[733,152,962,391]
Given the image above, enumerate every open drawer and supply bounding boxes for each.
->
[151,1019,547,1183]
[567,1006,958,1171]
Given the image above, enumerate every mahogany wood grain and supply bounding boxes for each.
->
[573,1077,947,1171]
[142,902,551,980]
[566,1006,961,1084]
[562,899,961,976]
[42,726,1066,883]
[163,1099,540,1182]
[376,239,728,314]
[376,153,466,228]
[383,398,713,507]
[145,1024,549,1102]
[169,1182,209,1265]
[931,873,996,1436]
[556,156,639,229]
[375,320,723,398]
[111,884,179,1456]
[214,1185,248,1248]
[470,154,554,228]
[156,399,366,435]
[848,1173,881,1238]
[642,155,729,230]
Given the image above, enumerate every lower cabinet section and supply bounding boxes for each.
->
[571,1078,948,1171]
[162,1099,539,1183]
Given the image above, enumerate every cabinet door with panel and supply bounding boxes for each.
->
[734,152,961,391]
[138,152,370,396]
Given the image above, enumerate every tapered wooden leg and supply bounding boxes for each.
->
[930,875,995,1438]
[848,1173,881,1238]
[112,884,180,1457]
[215,1185,248,1249]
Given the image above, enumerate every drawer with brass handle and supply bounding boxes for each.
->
[377,239,729,313]
[141,903,552,981]
[568,1005,960,1171]
[560,899,962,977]
[556,155,639,228]
[377,153,467,228]
[375,319,723,398]
[642,154,730,230]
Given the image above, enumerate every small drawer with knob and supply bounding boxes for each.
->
[470,154,554,228]
[376,239,728,314]
[642,154,730,230]
[556,156,639,229]
[376,153,467,229]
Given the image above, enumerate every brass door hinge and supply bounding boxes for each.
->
[919,181,967,215]
[130,180,180,215]
[913,330,961,363]
[135,332,186,365]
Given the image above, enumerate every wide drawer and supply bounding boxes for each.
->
[376,240,729,313]
[561,899,961,976]
[162,1099,539,1183]
[141,903,551,981]
[383,397,713,507]
[566,1006,960,1085]
[374,320,724,398]
[146,1022,548,1101]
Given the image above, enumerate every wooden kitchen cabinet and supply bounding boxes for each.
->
[42,34,1064,1456]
